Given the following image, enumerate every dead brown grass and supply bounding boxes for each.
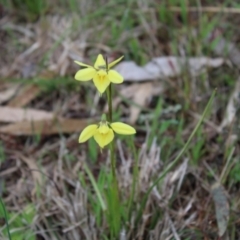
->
[1,1,240,239]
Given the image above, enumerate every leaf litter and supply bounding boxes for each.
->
[0,118,89,135]
[7,85,41,108]
[0,3,240,240]
[0,106,54,123]
[211,183,229,237]
[115,56,224,82]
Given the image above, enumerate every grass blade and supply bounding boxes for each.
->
[135,89,216,225]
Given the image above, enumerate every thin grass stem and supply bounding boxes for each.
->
[84,164,107,211]
[135,89,216,225]
[0,198,12,240]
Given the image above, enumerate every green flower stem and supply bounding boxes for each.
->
[107,84,113,122]
[107,83,121,236]
[107,83,119,185]
[107,84,115,178]
[107,83,117,182]
[110,141,116,179]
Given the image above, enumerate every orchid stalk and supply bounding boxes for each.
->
[75,54,136,235]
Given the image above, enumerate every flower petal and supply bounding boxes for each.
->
[94,129,114,148]
[108,70,124,84]
[75,68,96,81]
[74,61,92,68]
[93,75,110,94]
[108,56,124,69]
[94,54,106,69]
[111,122,136,135]
[79,124,98,143]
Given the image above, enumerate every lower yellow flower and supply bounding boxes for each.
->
[79,121,136,148]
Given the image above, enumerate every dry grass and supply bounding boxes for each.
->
[0,0,240,239]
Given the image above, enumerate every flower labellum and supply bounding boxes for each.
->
[79,121,136,149]
[74,54,124,94]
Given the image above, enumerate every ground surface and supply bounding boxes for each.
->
[0,0,240,239]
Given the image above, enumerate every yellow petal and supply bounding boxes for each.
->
[93,74,110,94]
[94,54,106,69]
[108,56,124,69]
[94,129,114,148]
[75,68,96,81]
[108,70,124,84]
[111,122,136,135]
[74,60,92,68]
[79,124,98,143]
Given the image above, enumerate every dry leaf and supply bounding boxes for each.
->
[8,85,41,107]
[211,182,229,237]
[20,155,43,186]
[129,83,153,124]
[220,77,240,130]
[111,83,164,124]
[0,118,88,135]
[0,84,20,104]
[19,154,47,197]
[115,57,224,81]
[110,84,141,113]
[209,29,240,67]
[0,107,54,122]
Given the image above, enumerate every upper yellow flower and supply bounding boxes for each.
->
[79,120,136,148]
[74,54,124,94]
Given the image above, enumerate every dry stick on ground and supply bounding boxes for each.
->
[169,6,240,14]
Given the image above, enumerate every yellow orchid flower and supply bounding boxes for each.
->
[79,120,136,149]
[74,54,124,94]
